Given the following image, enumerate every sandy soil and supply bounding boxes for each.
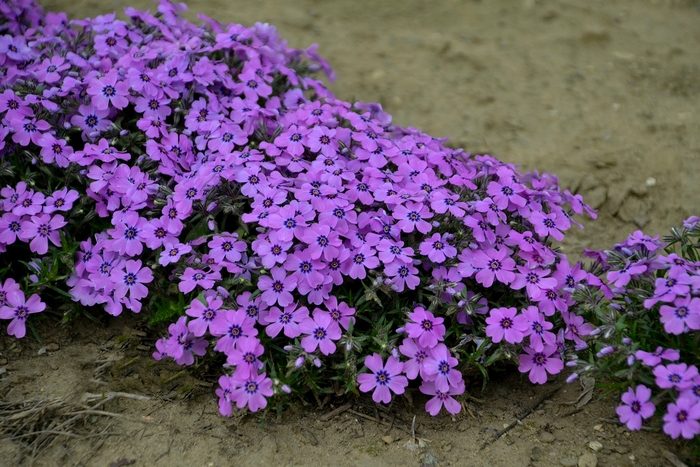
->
[2,0,699,465]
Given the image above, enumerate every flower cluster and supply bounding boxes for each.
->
[0,0,601,418]
[568,222,700,441]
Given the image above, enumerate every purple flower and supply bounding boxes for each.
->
[0,212,23,245]
[607,260,648,288]
[342,244,379,280]
[518,344,563,384]
[510,266,557,300]
[423,343,463,393]
[485,307,527,344]
[178,267,221,294]
[284,250,325,288]
[0,278,20,308]
[660,295,700,335]
[226,336,264,378]
[529,211,566,241]
[211,309,258,356]
[259,267,296,307]
[420,378,465,416]
[654,363,699,390]
[87,71,130,110]
[158,241,192,266]
[106,211,148,257]
[663,397,700,439]
[186,294,224,337]
[562,312,594,349]
[471,248,516,287]
[162,316,208,365]
[0,290,45,338]
[405,307,445,349]
[635,347,680,367]
[392,201,433,234]
[520,306,555,352]
[357,354,408,404]
[322,296,355,330]
[385,261,420,292]
[419,233,457,263]
[18,213,66,254]
[228,372,274,413]
[487,178,526,210]
[264,303,309,338]
[299,308,341,355]
[43,188,79,214]
[109,259,153,303]
[399,337,431,380]
[616,385,655,431]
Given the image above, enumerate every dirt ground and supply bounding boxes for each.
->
[3,0,700,465]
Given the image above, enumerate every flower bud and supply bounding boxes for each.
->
[395,327,406,334]
[63,122,72,129]
[283,345,294,352]
[566,360,577,367]
[294,356,305,368]
[391,348,399,359]
[596,346,615,358]
[313,358,322,368]
[566,373,579,384]
[119,129,129,136]
[589,328,600,336]
[457,300,466,308]
[622,337,632,346]
[281,385,292,394]
[626,355,635,366]
[431,221,440,227]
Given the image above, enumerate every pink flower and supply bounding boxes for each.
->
[322,296,356,330]
[258,267,296,307]
[616,385,655,431]
[405,307,445,349]
[392,201,433,234]
[186,295,224,337]
[419,233,457,263]
[109,259,153,302]
[471,248,516,287]
[178,267,221,294]
[420,378,465,416]
[423,344,463,393]
[87,71,130,110]
[299,308,341,355]
[0,290,46,338]
[18,213,66,254]
[228,372,274,413]
[226,336,264,378]
[342,244,379,280]
[211,310,258,355]
[485,307,527,344]
[518,344,563,384]
[663,397,700,439]
[385,261,420,292]
[660,295,700,335]
[357,354,408,404]
[654,363,699,390]
[263,303,309,338]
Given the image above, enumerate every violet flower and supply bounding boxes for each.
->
[357,353,408,404]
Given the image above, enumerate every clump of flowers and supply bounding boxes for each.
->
[0,0,602,419]
[567,219,700,442]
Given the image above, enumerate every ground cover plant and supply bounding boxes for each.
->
[0,0,697,449]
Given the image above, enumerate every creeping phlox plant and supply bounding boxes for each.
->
[567,220,700,441]
[0,0,607,419]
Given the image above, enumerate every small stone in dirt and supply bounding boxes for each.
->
[560,457,579,466]
[421,453,439,467]
[593,424,603,432]
[614,445,629,454]
[382,435,394,445]
[457,421,470,432]
[37,348,47,356]
[539,431,555,443]
[578,452,598,467]
[531,446,543,461]
[588,441,603,452]
[45,343,60,352]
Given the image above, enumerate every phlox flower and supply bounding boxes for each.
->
[517,344,563,384]
[226,336,264,378]
[420,378,465,416]
[471,248,515,287]
[377,239,414,264]
[284,250,325,288]
[178,267,222,294]
[10,117,50,146]
[273,124,309,157]
[616,385,655,431]
[423,344,463,393]
[43,188,79,214]
[607,260,648,288]
[392,201,433,234]
[268,204,308,242]
[510,266,557,300]
[162,316,208,365]
[654,363,698,390]
[228,372,274,413]
[106,211,148,257]
[87,71,130,110]
[208,234,246,263]
[486,179,526,209]
[562,311,594,349]
[299,308,341,355]
[405,307,445,349]
[12,189,44,216]
[300,223,341,261]
[211,309,258,355]
[342,244,379,280]
[660,295,700,335]
[0,289,45,338]
[529,210,566,241]
[264,303,309,338]
[399,338,431,380]
[485,307,527,344]
[0,278,20,307]
[186,294,224,337]
[258,267,296,307]
[109,259,153,302]
[322,296,355,330]
[419,233,457,263]
[38,133,72,167]
[0,212,23,245]
[18,213,66,255]
[520,306,555,352]
[663,397,700,439]
[158,241,192,266]
[357,354,408,404]
[635,347,680,367]
[385,261,420,292]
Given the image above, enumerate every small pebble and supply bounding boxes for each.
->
[578,452,598,467]
[645,177,657,187]
[560,456,578,466]
[37,348,47,356]
[539,431,555,443]
[588,441,603,452]
[45,343,60,352]
[382,435,394,445]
